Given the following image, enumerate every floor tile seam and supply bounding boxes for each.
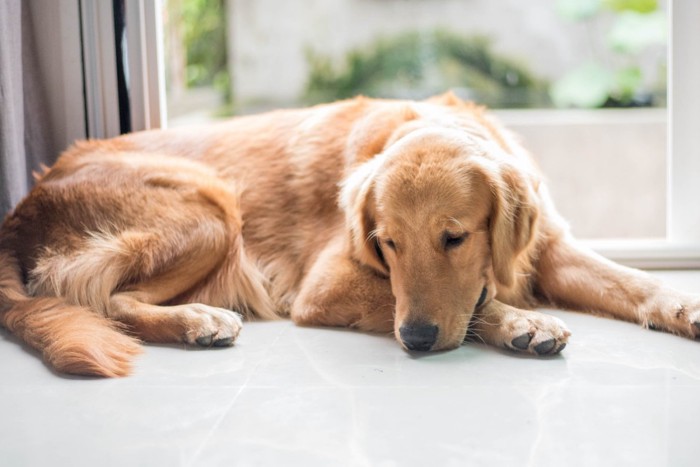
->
[184,325,289,466]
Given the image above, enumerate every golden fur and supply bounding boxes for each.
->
[1,93,698,377]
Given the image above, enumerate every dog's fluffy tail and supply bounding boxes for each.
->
[0,250,141,377]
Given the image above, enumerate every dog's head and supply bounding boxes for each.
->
[341,123,539,352]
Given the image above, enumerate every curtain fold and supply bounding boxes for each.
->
[0,0,54,218]
[0,0,28,218]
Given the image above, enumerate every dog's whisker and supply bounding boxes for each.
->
[468,315,497,326]
[466,332,486,346]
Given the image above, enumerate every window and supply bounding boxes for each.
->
[42,0,700,266]
[161,0,673,243]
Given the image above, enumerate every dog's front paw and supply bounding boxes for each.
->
[643,292,700,339]
[668,301,700,339]
[177,304,243,347]
[504,313,571,355]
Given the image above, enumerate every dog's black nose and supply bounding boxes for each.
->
[399,323,439,351]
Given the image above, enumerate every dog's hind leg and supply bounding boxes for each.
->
[28,161,275,346]
[31,221,249,346]
[101,207,272,346]
[108,292,243,347]
[89,212,269,346]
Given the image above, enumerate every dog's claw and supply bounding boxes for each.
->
[213,337,234,347]
[196,335,213,346]
[534,338,556,355]
[555,343,567,353]
[693,321,700,331]
[511,333,532,350]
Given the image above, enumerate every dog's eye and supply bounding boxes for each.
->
[384,239,396,251]
[475,287,488,309]
[443,232,468,250]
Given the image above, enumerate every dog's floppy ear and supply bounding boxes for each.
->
[339,156,389,276]
[488,163,539,287]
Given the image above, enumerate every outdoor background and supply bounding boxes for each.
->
[162,0,668,240]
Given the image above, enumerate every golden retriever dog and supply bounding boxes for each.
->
[0,93,697,377]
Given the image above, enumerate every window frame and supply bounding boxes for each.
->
[124,0,166,131]
[582,0,700,268]
[62,0,166,141]
[79,0,121,138]
[666,0,700,244]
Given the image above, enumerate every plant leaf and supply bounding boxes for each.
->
[602,0,657,13]
[551,63,613,108]
[556,0,601,20]
[608,11,667,54]
[614,66,643,101]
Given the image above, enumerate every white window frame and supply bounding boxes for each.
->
[58,0,166,141]
[667,1,700,244]
[45,0,700,269]
[80,0,121,138]
[584,0,700,269]
[124,0,167,131]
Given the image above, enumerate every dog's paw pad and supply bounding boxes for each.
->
[505,314,570,356]
[511,333,532,350]
[642,294,700,338]
[180,304,243,347]
[534,338,556,355]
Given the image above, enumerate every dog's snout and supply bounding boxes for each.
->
[399,323,439,351]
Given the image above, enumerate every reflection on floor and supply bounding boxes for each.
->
[0,270,698,466]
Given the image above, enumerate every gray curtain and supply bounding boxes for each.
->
[0,0,54,218]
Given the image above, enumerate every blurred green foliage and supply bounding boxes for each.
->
[604,0,658,13]
[552,0,666,108]
[174,0,231,103]
[304,30,550,109]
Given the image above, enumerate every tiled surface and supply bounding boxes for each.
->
[1,270,699,467]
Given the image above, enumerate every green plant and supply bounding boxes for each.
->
[304,30,550,109]
[551,0,667,108]
[173,0,231,103]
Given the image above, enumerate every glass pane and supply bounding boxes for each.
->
[163,0,231,126]
[163,0,668,240]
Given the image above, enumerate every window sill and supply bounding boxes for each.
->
[584,238,700,269]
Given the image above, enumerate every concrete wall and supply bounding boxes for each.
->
[498,109,666,239]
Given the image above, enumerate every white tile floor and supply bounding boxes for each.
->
[1,270,699,467]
